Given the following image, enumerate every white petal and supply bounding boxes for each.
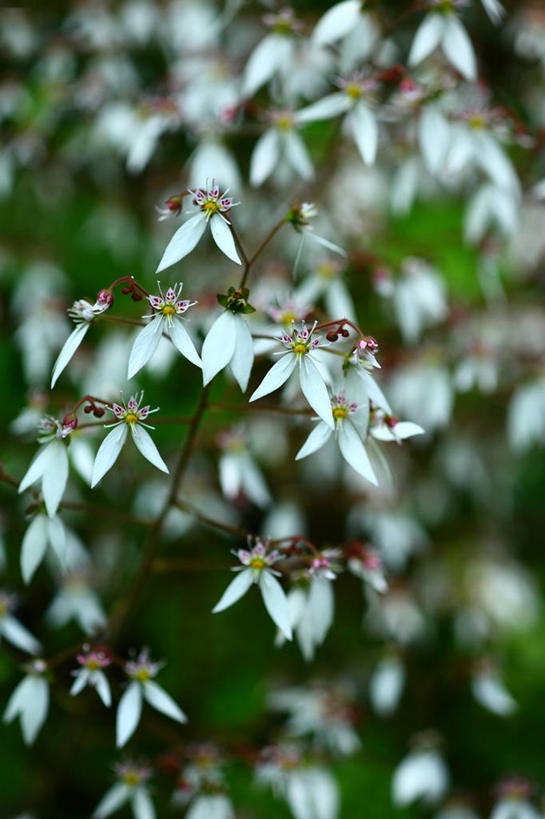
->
[472,673,517,716]
[313,0,362,46]
[299,356,334,428]
[156,212,207,273]
[418,106,450,175]
[219,453,242,499]
[116,680,143,747]
[1,615,41,655]
[212,568,254,613]
[305,230,346,257]
[249,353,296,402]
[168,320,202,368]
[338,422,378,484]
[369,657,406,716]
[259,570,292,640]
[4,676,29,722]
[242,33,292,97]
[46,515,66,565]
[21,676,49,744]
[295,422,333,460]
[209,215,241,264]
[21,516,48,584]
[250,128,280,187]
[132,788,156,819]
[128,318,164,379]
[442,16,477,80]
[41,441,69,517]
[283,131,314,180]
[349,102,378,165]
[408,14,445,66]
[202,310,237,386]
[230,315,254,392]
[70,669,90,696]
[143,680,187,723]
[393,421,425,439]
[94,671,112,707]
[18,443,54,494]
[296,93,351,124]
[93,784,131,819]
[239,453,272,508]
[51,323,90,388]
[130,424,169,473]
[91,424,128,488]
[481,0,505,24]
[307,575,334,643]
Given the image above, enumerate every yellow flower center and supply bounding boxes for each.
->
[125,413,138,425]
[293,343,307,354]
[250,558,266,570]
[86,660,101,671]
[345,83,362,99]
[0,603,6,618]
[333,407,347,420]
[469,114,485,129]
[134,668,150,682]
[203,200,220,214]
[162,305,176,316]
[123,773,140,786]
[276,114,293,131]
[282,311,297,325]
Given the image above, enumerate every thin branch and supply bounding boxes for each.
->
[173,497,248,539]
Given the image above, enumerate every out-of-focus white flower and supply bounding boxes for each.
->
[464,183,518,243]
[408,2,477,81]
[250,321,334,429]
[201,296,255,391]
[471,662,517,716]
[241,9,301,98]
[0,591,41,655]
[116,650,187,748]
[91,392,168,487]
[390,259,448,344]
[93,761,155,819]
[184,795,234,819]
[288,203,346,269]
[392,740,449,806]
[388,360,453,431]
[312,0,363,47]
[128,282,200,378]
[296,260,356,323]
[70,646,112,707]
[367,589,429,645]
[218,428,271,508]
[296,390,377,484]
[3,659,49,745]
[490,779,540,819]
[172,744,233,816]
[347,546,388,593]
[18,416,74,517]
[20,513,65,584]
[369,655,406,716]
[369,407,425,444]
[250,109,313,187]
[188,138,241,192]
[350,509,428,572]
[156,182,240,272]
[256,746,340,819]
[455,348,498,394]
[212,538,292,640]
[418,104,452,177]
[45,573,107,636]
[434,799,480,819]
[508,379,545,451]
[480,0,505,25]
[51,293,112,388]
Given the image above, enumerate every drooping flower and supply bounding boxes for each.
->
[20,512,65,584]
[128,282,200,378]
[201,288,255,391]
[93,761,155,819]
[91,392,168,487]
[250,109,313,187]
[212,538,292,640]
[18,416,74,517]
[217,428,271,508]
[369,407,425,443]
[0,591,41,655]
[392,735,449,807]
[490,778,539,819]
[408,1,477,81]
[241,9,301,99]
[369,655,406,716]
[46,572,107,636]
[286,203,346,273]
[70,646,112,707]
[51,294,112,388]
[156,182,240,272]
[116,649,187,748]
[249,321,334,429]
[3,659,49,745]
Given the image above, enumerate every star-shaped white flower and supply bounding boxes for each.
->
[51,295,111,388]
[18,416,73,518]
[128,282,200,378]
[3,659,49,745]
[156,182,241,272]
[249,321,334,428]
[93,761,155,819]
[70,647,112,708]
[91,392,168,487]
[408,1,477,81]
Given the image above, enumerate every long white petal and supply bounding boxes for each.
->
[1,615,41,655]
[128,318,164,379]
[132,787,156,819]
[249,353,296,402]
[295,422,333,460]
[308,575,334,643]
[242,33,292,97]
[283,131,314,180]
[202,310,237,386]
[18,676,49,745]
[210,215,241,264]
[239,453,272,508]
[91,424,128,488]
[312,0,362,46]
[168,320,201,368]
[296,92,351,125]
[70,669,90,696]
[305,230,346,257]
[3,676,29,723]
[143,680,187,723]
[51,323,89,388]
[338,422,377,484]
[41,440,69,517]
[212,568,254,613]
[18,443,54,494]
[408,14,445,66]
[46,515,66,565]
[94,671,112,707]
[300,357,334,428]
[250,128,280,187]
[21,515,48,584]
[116,681,143,747]
[130,424,169,473]
[418,105,450,175]
[259,571,292,640]
[442,16,477,81]
[230,315,254,392]
[350,102,378,165]
[156,212,207,273]
[93,784,131,819]
[481,0,505,24]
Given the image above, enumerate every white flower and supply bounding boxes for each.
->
[296,260,355,323]
[392,745,449,806]
[0,591,41,655]
[285,767,340,819]
[93,761,155,819]
[250,110,313,187]
[508,379,545,451]
[391,259,448,345]
[296,391,377,484]
[156,182,240,272]
[312,0,363,47]
[347,546,388,593]
[46,574,107,636]
[128,282,200,379]
[20,513,65,584]
[51,294,111,388]
[480,0,505,25]
[202,307,254,392]
[288,203,346,269]
[18,416,73,517]
[3,660,49,745]
[218,429,271,508]
[185,795,235,819]
[369,656,406,716]
[212,539,292,640]
[116,650,187,748]
[250,321,334,429]
[471,663,517,716]
[490,780,540,819]
[297,74,379,165]
[70,647,112,707]
[91,392,168,487]
[369,408,425,443]
[408,3,477,81]
[241,10,299,98]
[277,558,336,661]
